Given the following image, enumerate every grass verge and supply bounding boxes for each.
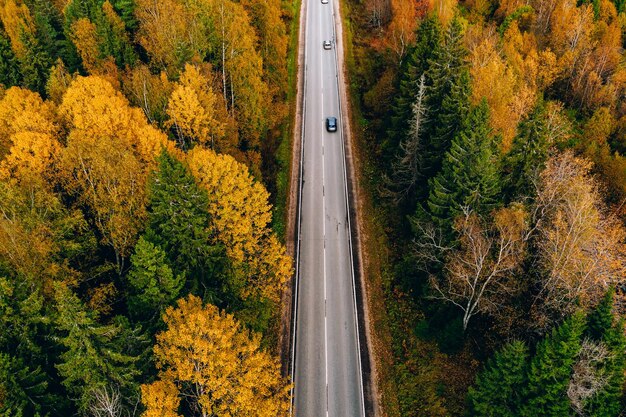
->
[272,0,301,241]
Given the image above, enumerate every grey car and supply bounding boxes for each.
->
[326,117,337,132]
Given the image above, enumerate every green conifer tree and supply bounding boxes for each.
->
[126,236,183,323]
[386,14,442,156]
[53,283,140,413]
[468,340,529,417]
[0,353,54,416]
[18,28,52,95]
[426,100,501,230]
[146,150,225,294]
[503,100,551,200]
[417,15,471,186]
[0,29,21,88]
[521,312,586,417]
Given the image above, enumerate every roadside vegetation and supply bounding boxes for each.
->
[0,0,298,415]
[343,0,626,413]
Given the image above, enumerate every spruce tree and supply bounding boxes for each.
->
[0,353,56,416]
[468,340,529,417]
[426,100,501,230]
[146,150,225,294]
[126,236,183,324]
[522,312,586,417]
[417,15,471,188]
[386,14,443,156]
[54,283,141,413]
[503,100,551,200]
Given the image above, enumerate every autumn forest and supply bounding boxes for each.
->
[345,0,626,411]
[0,0,295,415]
[2,0,626,414]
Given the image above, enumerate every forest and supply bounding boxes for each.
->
[343,0,626,413]
[0,0,296,415]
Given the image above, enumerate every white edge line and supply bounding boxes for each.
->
[289,0,307,412]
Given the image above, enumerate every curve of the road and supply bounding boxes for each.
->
[290,0,366,415]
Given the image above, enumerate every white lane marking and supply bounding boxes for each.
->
[318,1,330,416]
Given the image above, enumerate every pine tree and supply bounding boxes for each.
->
[586,289,615,342]
[146,149,224,294]
[468,340,529,417]
[426,100,501,230]
[521,312,586,417]
[584,289,626,417]
[126,236,183,323]
[503,100,551,200]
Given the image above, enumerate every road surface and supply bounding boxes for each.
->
[291,0,366,415]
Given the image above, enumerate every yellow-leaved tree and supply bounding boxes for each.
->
[57,75,173,274]
[166,63,226,150]
[0,86,60,184]
[187,147,292,305]
[141,295,290,417]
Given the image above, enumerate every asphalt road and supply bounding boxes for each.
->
[291,0,366,415]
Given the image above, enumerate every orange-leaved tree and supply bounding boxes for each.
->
[141,295,290,417]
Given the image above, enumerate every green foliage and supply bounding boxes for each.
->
[426,100,501,230]
[0,29,21,88]
[18,29,52,95]
[110,0,137,31]
[126,236,183,323]
[146,150,225,295]
[387,14,443,157]
[53,283,141,412]
[417,15,471,189]
[503,100,551,200]
[64,0,137,69]
[521,312,586,417]
[0,353,54,416]
[498,6,534,36]
[468,341,529,417]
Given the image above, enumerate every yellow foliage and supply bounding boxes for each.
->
[46,59,74,105]
[142,295,290,417]
[187,147,291,302]
[0,87,60,182]
[58,76,173,271]
[0,131,61,183]
[121,65,174,124]
[166,63,225,149]
[0,0,35,59]
[70,18,101,74]
[141,380,182,417]
[469,33,521,150]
